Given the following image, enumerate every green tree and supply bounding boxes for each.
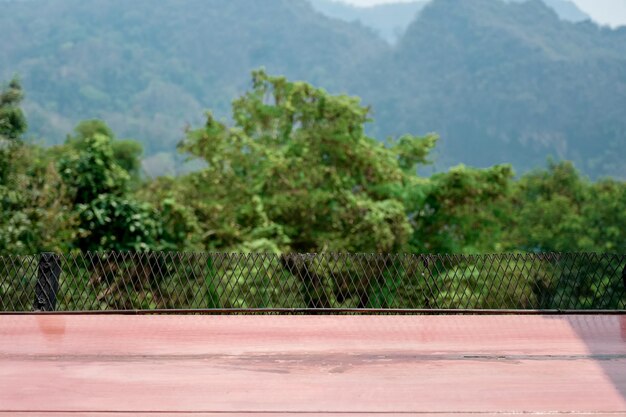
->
[60,133,130,204]
[408,164,514,253]
[507,161,591,252]
[177,70,436,306]
[503,162,626,308]
[179,70,439,253]
[0,78,27,143]
[137,176,202,251]
[1,78,27,185]
[0,78,75,254]
[59,123,159,251]
[584,180,626,252]
[66,120,144,182]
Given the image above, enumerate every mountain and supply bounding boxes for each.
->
[0,0,386,174]
[310,0,624,178]
[354,0,626,177]
[308,0,427,43]
[1,0,625,178]
[309,0,590,44]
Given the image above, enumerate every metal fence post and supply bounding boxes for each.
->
[34,252,61,312]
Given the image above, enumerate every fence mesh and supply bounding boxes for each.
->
[1,253,625,312]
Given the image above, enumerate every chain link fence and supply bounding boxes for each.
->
[1,252,625,312]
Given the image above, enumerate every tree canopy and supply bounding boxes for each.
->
[0,71,624,310]
[2,71,623,256]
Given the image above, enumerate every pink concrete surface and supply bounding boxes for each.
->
[0,315,625,416]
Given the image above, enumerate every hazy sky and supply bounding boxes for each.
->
[343,0,626,27]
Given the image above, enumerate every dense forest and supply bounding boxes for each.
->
[2,73,624,255]
[1,0,625,178]
[2,71,625,309]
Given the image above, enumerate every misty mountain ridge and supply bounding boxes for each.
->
[309,0,591,43]
[1,0,624,178]
[360,0,625,178]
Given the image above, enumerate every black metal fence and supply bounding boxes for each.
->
[1,252,625,313]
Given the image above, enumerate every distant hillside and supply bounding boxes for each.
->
[1,0,624,178]
[354,0,626,177]
[0,0,386,173]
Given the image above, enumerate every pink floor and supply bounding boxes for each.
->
[1,314,625,416]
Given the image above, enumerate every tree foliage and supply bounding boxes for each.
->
[58,122,160,251]
[0,72,623,309]
[0,79,74,254]
[507,161,626,252]
[178,70,439,253]
[0,78,27,143]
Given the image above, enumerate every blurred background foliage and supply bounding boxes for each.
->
[1,0,625,179]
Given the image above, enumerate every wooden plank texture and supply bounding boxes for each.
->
[0,315,625,416]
